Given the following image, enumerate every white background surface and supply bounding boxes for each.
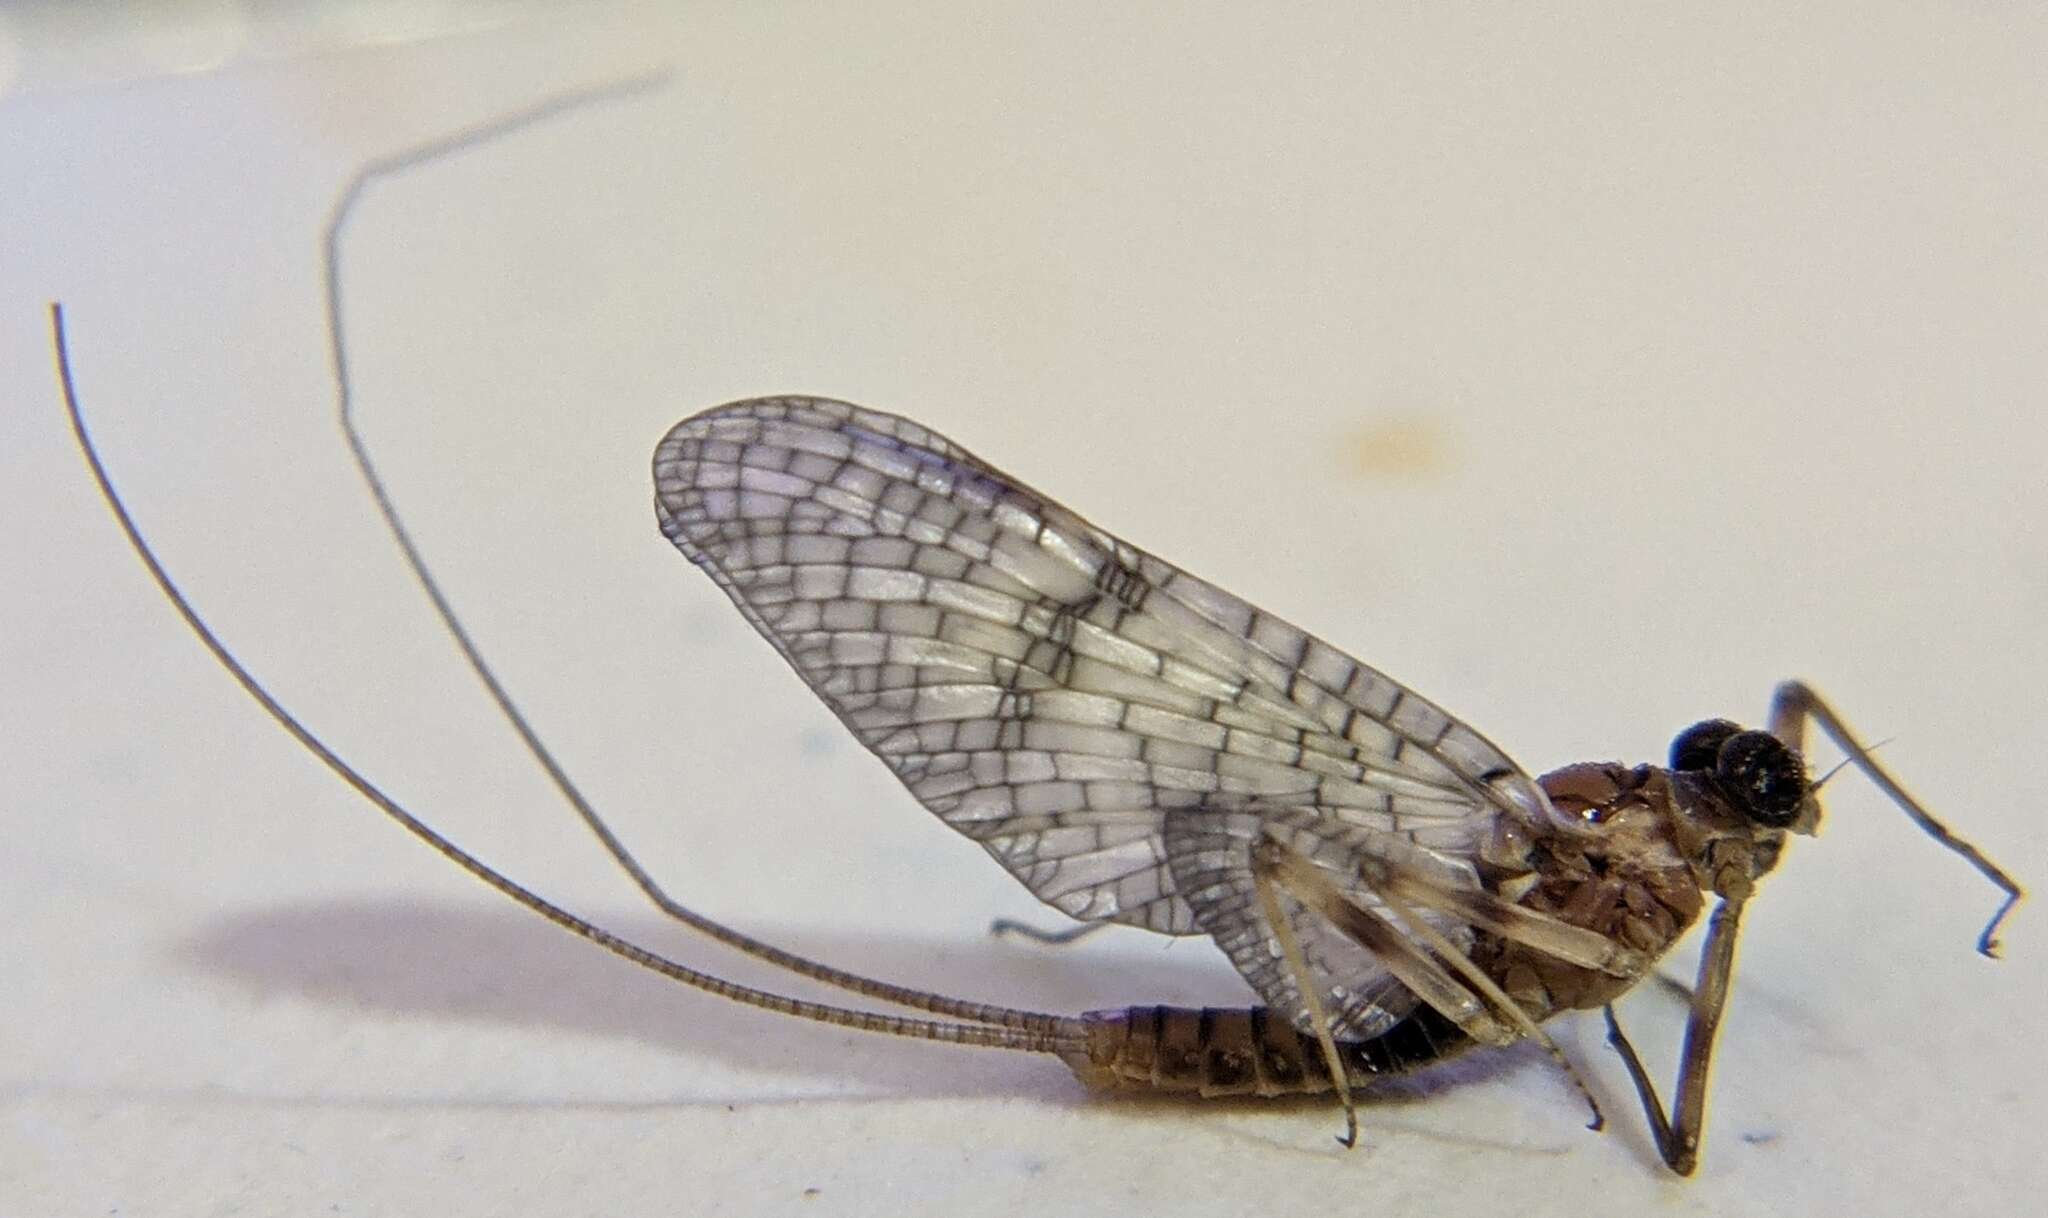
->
[5,4,2045,1215]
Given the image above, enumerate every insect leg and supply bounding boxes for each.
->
[1602,893,1747,1176]
[1768,681,2022,956]
[1371,863,1646,978]
[1250,840,1361,1149]
[1254,840,1509,1042]
[1255,837,1607,1131]
[1253,841,1610,1132]
[988,918,1111,946]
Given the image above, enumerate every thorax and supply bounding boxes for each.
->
[1478,762,1735,1015]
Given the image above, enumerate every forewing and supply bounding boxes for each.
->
[653,398,1548,1032]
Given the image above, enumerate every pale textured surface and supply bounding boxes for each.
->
[5,4,2047,1217]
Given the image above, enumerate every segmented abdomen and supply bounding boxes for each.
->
[1060,1005,1470,1097]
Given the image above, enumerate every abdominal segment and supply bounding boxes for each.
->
[1061,1003,1471,1096]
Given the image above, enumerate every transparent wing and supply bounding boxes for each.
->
[1162,800,1494,1039]
[653,397,1552,1037]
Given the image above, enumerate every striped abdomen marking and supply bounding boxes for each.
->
[1060,1005,1470,1097]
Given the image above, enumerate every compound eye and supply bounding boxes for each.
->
[1714,730,1808,828]
[1670,718,1742,772]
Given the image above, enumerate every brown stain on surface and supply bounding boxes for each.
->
[1344,414,1456,480]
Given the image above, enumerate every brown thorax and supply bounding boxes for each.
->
[1478,722,1819,1017]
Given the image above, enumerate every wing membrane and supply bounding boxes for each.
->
[653,397,1549,1035]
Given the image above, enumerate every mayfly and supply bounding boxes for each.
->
[56,312,2021,1173]
[43,80,2020,1181]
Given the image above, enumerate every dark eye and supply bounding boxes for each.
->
[1714,730,1808,828]
[1670,719,1742,771]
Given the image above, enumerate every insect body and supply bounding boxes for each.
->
[58,309,2020,1176]
[651,397,2020,1172]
